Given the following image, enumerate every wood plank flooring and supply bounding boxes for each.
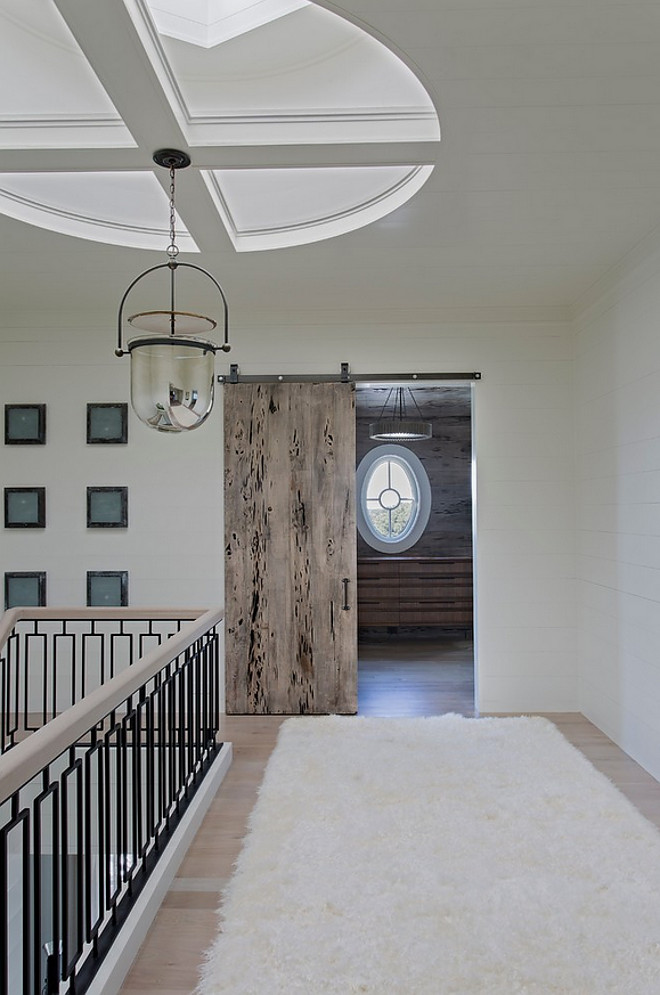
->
[120,641,660,994]
[358,636,475,717]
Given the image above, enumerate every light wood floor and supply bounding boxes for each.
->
[120,644,660,994]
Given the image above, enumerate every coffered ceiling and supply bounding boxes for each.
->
[1,0,660,321]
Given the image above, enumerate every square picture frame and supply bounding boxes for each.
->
[86,403,128,445]
[4,487,46,528]
[5,404,46,445]
[5,571,47,609]
[87,570,128,608]
[86,486,128,528]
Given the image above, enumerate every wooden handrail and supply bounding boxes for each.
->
[0,606,224,803]
[0,607,21,653]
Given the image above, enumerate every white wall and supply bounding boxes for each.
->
[0,310,224,609]
[0,304,576,713]
[227,307,577,713]
[574,234,660,778]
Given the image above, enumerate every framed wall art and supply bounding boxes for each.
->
[5,404,46,445]
[4,487,46,528]
[86,486,128,528]
[5,571,47,609]
[86,403,128,444]
[87,570,128,607]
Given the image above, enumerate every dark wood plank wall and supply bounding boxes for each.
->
[355,386,472,558]
[357,556,473,629]
[356,386,473,632]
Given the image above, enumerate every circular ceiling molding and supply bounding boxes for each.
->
[203,164,434,251]
[0,0,440,251]
[147,0,440,147]
[0,173,198,251]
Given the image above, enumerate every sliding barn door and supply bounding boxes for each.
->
[224,382,357,714]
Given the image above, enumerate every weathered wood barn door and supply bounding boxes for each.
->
[224,382,357,714]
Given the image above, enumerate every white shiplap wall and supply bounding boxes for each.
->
[0,311,224,609]
[0,306,576,713]
[574,235,660,778]
[219,308,577,713]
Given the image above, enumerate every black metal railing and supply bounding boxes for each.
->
[0,610,204,755]
[0,607,223,995]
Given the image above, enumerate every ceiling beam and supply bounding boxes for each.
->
[0,141,439,173]
[53,0,188,156]
[52,0,235,252]
[10,1,439,254]
[0,148,152,173]
[186,142,440,170]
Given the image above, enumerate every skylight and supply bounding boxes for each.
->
[145,0,310,48]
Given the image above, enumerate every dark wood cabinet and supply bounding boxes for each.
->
[357,556,472,629]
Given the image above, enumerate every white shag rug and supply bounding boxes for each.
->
[198,715,660,994]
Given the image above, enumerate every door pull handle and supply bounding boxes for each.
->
[342,578,351,611]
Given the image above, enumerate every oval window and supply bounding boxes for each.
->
[356,445,431,553]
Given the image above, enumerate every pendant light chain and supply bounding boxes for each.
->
[167,163,178,334]
[167,164,179,261]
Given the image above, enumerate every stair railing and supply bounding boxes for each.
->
[0,606,224,995]
[0,608,212,755]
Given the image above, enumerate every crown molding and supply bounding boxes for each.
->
[0,112,123,127]
[188,108,438,127]
[0,113,133,151]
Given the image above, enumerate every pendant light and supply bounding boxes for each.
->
[369,387,432,441]
[115,149,230,433]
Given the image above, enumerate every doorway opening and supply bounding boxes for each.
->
[355,383,476,717]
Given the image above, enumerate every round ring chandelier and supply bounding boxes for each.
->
[115,149,230,433]
[369,387,432,441]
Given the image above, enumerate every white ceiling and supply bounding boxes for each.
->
[1,0,660,323]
